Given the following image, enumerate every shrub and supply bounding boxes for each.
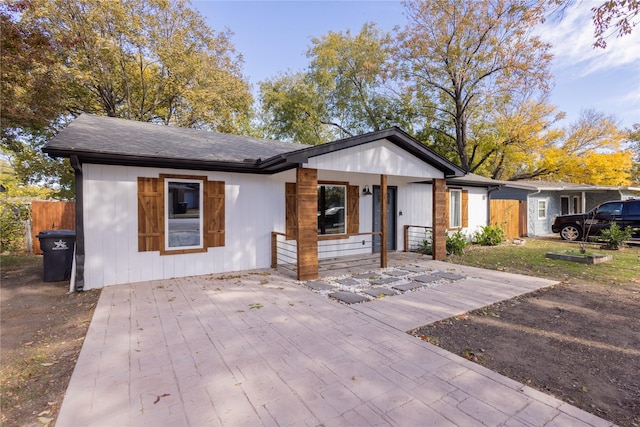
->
[446,231,469,255]
[0,200,30,253]
[416,231,469,256]
[417,238,432,255]
[598,222,633,250]
[474,224,506,246]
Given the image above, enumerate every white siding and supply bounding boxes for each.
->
[307,139,445,179]
[82,164,294,290]
[462,186,489,239]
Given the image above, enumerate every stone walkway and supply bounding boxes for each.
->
[56,257,614,426]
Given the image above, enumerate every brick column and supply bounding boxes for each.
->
[296,167,318,280]
[432,178,447,260]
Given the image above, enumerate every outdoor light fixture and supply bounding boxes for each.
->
[362,185,372,195]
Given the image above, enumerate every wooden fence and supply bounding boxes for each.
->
[31,201,76,254]
[490,199,527,239]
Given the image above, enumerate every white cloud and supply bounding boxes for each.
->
[535,2,640,78]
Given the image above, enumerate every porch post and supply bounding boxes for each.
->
[296,167,318,280]
[432,178,447,260]
[380,174,387,268]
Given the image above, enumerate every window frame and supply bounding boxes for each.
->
[317,182,347,236]
[164,177,204,252]
[449,188,462,229]
[537,200,547,220]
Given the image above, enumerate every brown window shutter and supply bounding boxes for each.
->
[205,180,225,248]
[285,182,297,240]
[445,189,450,229]
[347,185,359,234]
[462,190,469,228]
[138,177,162,252]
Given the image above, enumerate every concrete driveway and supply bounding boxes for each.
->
[56,258,613,426]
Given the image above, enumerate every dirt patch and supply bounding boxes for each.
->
[411,280,640,427]
[1,256,100,427]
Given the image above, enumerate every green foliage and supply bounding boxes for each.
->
[259,23,413,144]
[446,231,469,255]
[0,200,30,253]
[474,224,506,246]
[598,222,633,250]
[417,231,469,256]
[416,238,432,255]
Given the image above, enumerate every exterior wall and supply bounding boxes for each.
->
[460,186,489,239]
[527,191,555,236]
[585,190,625,210]
[491,187,529,201]
[82,164,295,289]
[306,138,445,179]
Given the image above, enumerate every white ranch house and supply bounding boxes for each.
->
[44,114,491,291]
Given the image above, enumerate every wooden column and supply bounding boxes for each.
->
[380,174,387,268]
[432,178,447,260]
[296,167,318,280]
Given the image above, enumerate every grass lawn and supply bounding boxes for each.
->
[446,238,640,284]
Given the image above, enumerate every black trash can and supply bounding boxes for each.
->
[37,230,76,282]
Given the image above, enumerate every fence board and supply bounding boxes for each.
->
[31,201,76,254]
[490,199,521,239]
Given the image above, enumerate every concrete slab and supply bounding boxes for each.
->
[392,282,428,292]
[335,278,360,287]
[369,277,400,285]
[329,291,370,304]
[361,287,397,298]
[412,274,442,283]
[305,280,336,291]
[57,259,613,427]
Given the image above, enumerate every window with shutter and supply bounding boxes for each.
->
[138,175,225,254]
[446,188,468,230]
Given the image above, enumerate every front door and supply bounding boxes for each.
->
[373,186,397,253]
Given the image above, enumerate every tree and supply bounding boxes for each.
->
[509,109,633,185]
[259,23,411,144]
[1,2,73,199]
[2,0,254,198]
[395,0,553,172]
[471,96,566,180]
[22,0,253,133]
[592,0,640,47]
[624,123,640,184]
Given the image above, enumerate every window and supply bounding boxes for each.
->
[573,196,582,214]
[165,178,203,250]
[537,200,547,219]
[318,184,346,235]
[445,188,468,230]
[137,175,225,254]
[597,202,623,216]
[449,189,462,228]
[285,182,359,238]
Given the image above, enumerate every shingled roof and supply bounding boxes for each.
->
[44,114,466,177]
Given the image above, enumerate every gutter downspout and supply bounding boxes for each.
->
[70,156,85,291]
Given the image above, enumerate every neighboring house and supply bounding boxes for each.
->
[44,114,496,291]
[492,181,640,237]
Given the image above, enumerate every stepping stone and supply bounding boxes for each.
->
[361,287,397,298]
[401,266,430,273]
[433,271,465,281]
[412,274,441,283]
[354,273,378,280]
[335,278,360,287]
[392,282,427,292]
[385,269,409,277]
[329,291,369,304]
[305,280,336,291]
[369,277,400,285]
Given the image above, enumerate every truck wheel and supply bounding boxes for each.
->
[560,225,582,241]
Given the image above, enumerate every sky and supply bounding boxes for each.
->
[193,0,640,129]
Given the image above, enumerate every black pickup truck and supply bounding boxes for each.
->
[551,199,640,241]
